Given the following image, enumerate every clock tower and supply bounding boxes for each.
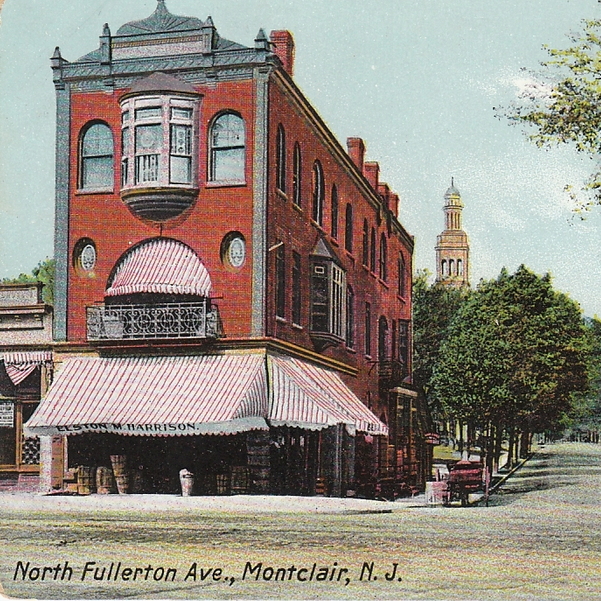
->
[435,180,470,288]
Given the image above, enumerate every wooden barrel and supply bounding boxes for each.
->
[96,466,115,494]
[216,474,229,495]
[110,455,129,494]
[77,466,96,495]
[110,455,127,476]
[315,477,326,496]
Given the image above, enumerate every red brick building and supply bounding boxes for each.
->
[26,0,431,496]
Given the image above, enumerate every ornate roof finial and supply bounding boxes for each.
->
[451,176,454,187]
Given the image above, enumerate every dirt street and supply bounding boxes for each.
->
[1,442,600,600]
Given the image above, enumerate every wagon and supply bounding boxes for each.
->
[445,460,484,506]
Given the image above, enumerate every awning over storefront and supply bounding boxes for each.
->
[25,354,269,437]
[106,237,212,297]
[25,353,387,438]
[2,351,53,386]
[268,356,388,436]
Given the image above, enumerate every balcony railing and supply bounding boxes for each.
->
[87,302,222,341]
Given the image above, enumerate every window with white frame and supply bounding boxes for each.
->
[120,95,197,190]
[80,122,114,191]
[209,112,245,183]
[310,258,346,341]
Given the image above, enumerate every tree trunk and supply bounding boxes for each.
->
[505,424,515,471]
[493,421,503,474]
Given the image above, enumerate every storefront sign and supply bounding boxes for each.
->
[0,401,14,427]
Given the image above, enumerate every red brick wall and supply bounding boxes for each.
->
[67,80,257,341]
[266,77,413,421]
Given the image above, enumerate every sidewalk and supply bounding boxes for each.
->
[0,491,404,514]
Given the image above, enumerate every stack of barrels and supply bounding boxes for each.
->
[77,466,96,495]
[110,455,129,494]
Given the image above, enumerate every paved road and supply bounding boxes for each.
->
[1,442,601,600]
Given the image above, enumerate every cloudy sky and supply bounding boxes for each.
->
[1,0,601,314]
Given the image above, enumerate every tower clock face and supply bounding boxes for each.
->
[228,237,246,268]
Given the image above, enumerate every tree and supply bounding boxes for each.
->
[499,19,601,213]
[431,266,591,470]
[412,270,469,404]
[2,258,55,306]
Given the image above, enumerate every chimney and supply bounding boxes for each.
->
[364,161,380,191]
[270,30,295,76]
[378,183,391,211]
[346,137,366,174]
[390,193,400,218]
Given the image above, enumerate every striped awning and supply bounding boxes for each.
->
[25,354,268,437]
[268,356,388,436]
[106,237,212,298]
[25,353,386,438]
[2,351,52,386]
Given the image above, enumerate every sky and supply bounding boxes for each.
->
[1,0,601,315]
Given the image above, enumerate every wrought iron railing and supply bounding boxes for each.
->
[87,301,222,341]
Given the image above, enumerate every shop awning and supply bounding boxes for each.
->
[2,350,53,386]
[106,237,212,297]
[25,353,387,438]
[25,354,268,437]
[268,356,388,436]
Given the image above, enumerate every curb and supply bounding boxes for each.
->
[488,453,533,495]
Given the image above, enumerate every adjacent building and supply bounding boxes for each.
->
[0,284,53,492]
[25,1,432,496]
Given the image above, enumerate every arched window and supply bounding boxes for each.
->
[378,316,389,362]
[293,143,302,207]
[441,260,447,277]
[276,124,286,193]
[457,259,463,276]
[312,161,324,225]
[362,219,369,266]
[346,285,355,349]
[370,227,376,272]
[398,253,406,297]
[379,233,388,282]
[209,113,245,182]
[331,184,339,239]
[449,259,455,276]
[80,122,114,190]
[344,203,353,253]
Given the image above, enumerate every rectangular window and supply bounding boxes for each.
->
[171,107,193,120]
[135,124,162,183]
[398,320,409,366]
[135,107,162,120]
[121,127,130,187]
[365,302,372,356]
[310,262,330,332]
[292,252,301,326]
[276,242,286,319]
[346,288,355,349]
[0,400,16,465]
[330,264,346,339]
[170,124,192,184]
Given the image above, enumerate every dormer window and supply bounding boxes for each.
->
[309,237,346,350]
